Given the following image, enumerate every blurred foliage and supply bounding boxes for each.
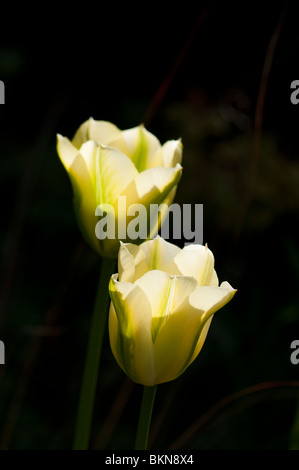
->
[1,1,299,451]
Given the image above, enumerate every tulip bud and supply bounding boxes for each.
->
[57,119,183,258]
[108,237,236,386]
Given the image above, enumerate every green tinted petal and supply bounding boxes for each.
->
[147,185,178,240]
[109,275,154,385]
[135,270,174,344]
[122,125,161,171]
[135,271,197,349]
[57,134,80,171]
[187,316,213,366]
[57,136,99,250]
[149,275,201,384]
[94,145,138,206]
[138,237,181,272]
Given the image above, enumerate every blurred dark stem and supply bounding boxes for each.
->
[0,241,86,449]
[0,335,41,450]
[142,1,217,128]
[233,5,288,242]
[0,95,70,334]
[148,381,179,449]
[168,380,299,449]
[92,378,135,449]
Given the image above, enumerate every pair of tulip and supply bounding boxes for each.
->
[57,119,236,387]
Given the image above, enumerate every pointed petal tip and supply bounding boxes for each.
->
[110,273,119,284]
[56,133,67,144]
[173,137,183,147]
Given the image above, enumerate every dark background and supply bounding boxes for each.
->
[1,1,299,450]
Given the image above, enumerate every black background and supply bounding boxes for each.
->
[1,1,299,450]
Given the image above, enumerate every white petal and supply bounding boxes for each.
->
[57,134,79,171]
[166,244,216,285]
[78,140,98,178]
[121,164,182,208]
[188,283,236,365]
[117,242,136,282]
[71,118,93,148]
[189,282,236,323]
[157,139,183,168]
[72,118,129,155]
[117,242,147,282]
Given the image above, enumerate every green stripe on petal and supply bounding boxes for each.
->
[147,185,178,240]
[94,145,138,206]
[150,276,203,384]
[109,275,155,386]
[135,271,198,347]
[122,125,162,172]
[135,270,173,344]
[139,237,181,272]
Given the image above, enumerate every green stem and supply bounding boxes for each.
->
[135,385,157,450]
[73,256,116,450]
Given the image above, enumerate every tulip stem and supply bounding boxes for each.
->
[73,256,116,450]
[135,385,157,450]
